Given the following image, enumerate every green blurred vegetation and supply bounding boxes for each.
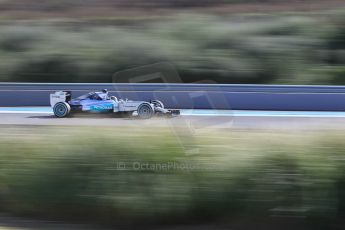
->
[0,9,344,84]
[1,126,345,228]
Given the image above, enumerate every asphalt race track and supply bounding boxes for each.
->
[1,107,345,130]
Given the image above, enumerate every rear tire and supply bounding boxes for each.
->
[137,103,154,119]
[53,102,71,118]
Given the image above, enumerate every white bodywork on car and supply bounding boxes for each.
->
[115,100,153,112]
[50,91,70,107]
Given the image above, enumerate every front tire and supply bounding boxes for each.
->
[53,102,71,118]
[137,103,154,119]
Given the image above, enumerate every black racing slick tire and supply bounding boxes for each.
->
[137,103,154,119]
[53,102,71,118]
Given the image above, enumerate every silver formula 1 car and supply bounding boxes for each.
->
[50,89,180,119]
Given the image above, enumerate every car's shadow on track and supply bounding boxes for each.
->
[27,111,177,120]
[27,115,131,119]
[27,115,56,119]
[26,114,167,120]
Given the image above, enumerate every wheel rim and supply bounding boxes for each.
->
[54,103,67,117]
[138,105,152,119]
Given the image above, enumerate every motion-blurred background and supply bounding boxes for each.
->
[0,0,344,84]
[1,1,345,230]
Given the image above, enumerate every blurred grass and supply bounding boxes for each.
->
[0,9,344,84]
[1,126,345,227]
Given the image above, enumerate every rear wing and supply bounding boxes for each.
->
[50,91,71,107]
